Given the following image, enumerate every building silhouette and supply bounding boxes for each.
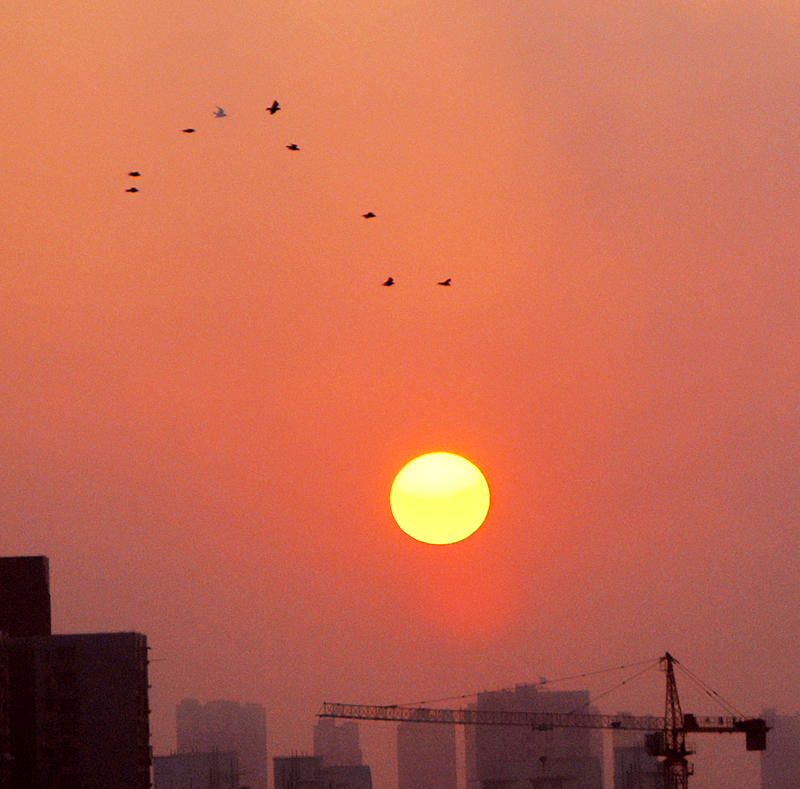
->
[465,685,604,789]
[154,750,239,789]
[273,756,371,789]
[0,556,150,789]
[613,747,662,789]
[178,699,267,789]
[322,764,372,789]
[611,715,662,789]
[0,557,51,639]
[397,721,456,789]
[760,709,800,789]
[0,634,10,789]
[9,633,151,789]
[274,756,323,789]
[314,719,362,767]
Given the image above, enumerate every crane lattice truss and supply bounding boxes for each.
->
[319,701,762,738]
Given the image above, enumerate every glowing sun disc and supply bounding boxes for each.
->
[390,452,490,544]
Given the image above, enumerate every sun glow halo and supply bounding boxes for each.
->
[390,452,490,544]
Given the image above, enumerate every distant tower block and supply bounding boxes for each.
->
[177,699,268,789]
[612,712,663,789]
[397,722,456,789]
[0,556,51,637]
[465,685,604,789]
[314,718,363,766]
[761,709,800,789]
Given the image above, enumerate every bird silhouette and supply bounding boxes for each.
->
[286,143,299,151]
[126,187,139,193]
[214,106,227,117]
[362,212,376,218]
[182,128,195,133]
[382,277,394,287]
[267,100,280,115]
[127,171,141,177]
[437,278,451,286]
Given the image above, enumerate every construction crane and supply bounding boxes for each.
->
[319,653,768,789]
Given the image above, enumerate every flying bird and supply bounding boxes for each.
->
[267,100,280,115]
[182,128,195,133]
[286,143,299,151]
[127,171,141,177]
[382,277,395,287]
[126,187,139,193]
[362,212,376,219]
[437,278,452,286]
[214,106,227,117]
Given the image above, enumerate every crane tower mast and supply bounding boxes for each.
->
[657,652,693,789]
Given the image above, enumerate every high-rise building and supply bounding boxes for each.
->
[465,685,604,789]
[178,699,267,789]
[314,719,362,767]
[154,750,239,789]
[8,632,151,789]
[0,633,10,789]
[0,556,151,789]
[760,709,800,789]
[0,556,51,638]
[397,722,457,789]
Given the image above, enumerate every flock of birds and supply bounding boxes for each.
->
[125,101,453,288]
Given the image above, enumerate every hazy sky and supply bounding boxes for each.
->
[2,1,799,787]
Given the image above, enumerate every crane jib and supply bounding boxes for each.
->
[318,702,768,748]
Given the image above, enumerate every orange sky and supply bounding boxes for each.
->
[2,1,800,787]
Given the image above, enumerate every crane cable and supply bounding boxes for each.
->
[365,655,750,723]
[673,661,746,718]
[393,657,661,709]
[566,658,662,715]
[533,656,661,688]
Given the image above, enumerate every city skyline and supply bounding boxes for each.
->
[3,1,800,788]
[0,554,787,789]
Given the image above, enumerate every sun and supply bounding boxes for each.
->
[390,452,490,544]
